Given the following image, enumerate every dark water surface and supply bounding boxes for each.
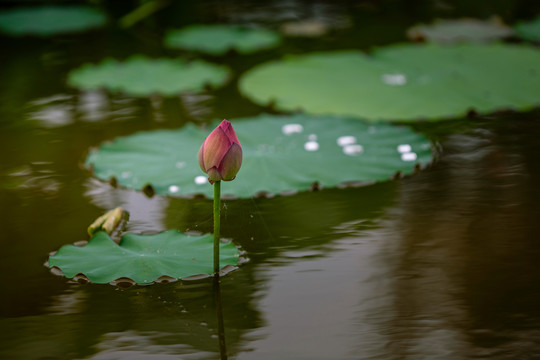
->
[1,1,540,359]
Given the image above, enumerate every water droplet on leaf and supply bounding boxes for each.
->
[401,152,417,161]
[397,144,412,153]
[343,144,364,155]
[304,141,319,151]
[282,123,303,135]
[382,73,407,86]
[194,176,207,185]
[337,136,356,147]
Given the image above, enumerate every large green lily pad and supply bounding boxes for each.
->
[407,18,513,43]
[0,6,106,36]
[67,56,230,97]
[164,24,281,55]
[515,16,540,42]
[86,114,433,198]
[48,230,240,284]
[239,43,540,121]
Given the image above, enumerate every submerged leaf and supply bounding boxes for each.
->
[48,230,240,284]
[0,6,106,36]
[86,114,433,198]
[239,43,540,121]
[67,56,230,97]
[165,24,281,55]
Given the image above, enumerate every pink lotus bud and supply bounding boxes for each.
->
[198,119,242,184]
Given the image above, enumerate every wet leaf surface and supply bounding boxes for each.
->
[239,43,540,121]
[48,230,240,284]
[86,114,433,198]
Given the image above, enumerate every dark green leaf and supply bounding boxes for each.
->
[48,230,240,284]
[86,114,433,198]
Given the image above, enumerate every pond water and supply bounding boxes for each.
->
[1,1,540,359]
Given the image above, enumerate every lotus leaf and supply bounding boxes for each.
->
[67,56,230,97]
[0,6,106,36]
[239,43,540,121]
[515,16,540,42]
[48,230,240,284]
[86,114,433,198]
[407,18,513,43]
[164,25,281,55]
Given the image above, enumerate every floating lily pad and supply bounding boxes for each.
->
[239,44,540,121]
[164,25,281,55]
[48,230,240,284]
[67,56,230,97]
[407,18,513,43]
[86,114,433,198]
[515,16,540,42]
[0,6,106,36]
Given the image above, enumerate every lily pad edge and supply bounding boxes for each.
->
[46,230,247,287]
[84,115,438,200]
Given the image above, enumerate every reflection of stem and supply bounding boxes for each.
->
[213,180,221,275]
[214,276,228,360]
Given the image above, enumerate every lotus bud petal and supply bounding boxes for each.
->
[198,120,242,183]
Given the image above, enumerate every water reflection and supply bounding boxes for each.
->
[24,90,214,129]
[0,271,261,360]
[1,1,539,359]
[4,162,61,199]
[368,120,540,358]
[28,94,74,128]
[4,115,540,359]
[202,0,352,31]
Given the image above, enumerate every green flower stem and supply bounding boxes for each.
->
[213,180,221,275]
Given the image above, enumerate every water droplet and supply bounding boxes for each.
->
[304,141,319,151]
[121,171,131,179]
[382,73,407,86]
[282,123,303,135]
[343,144,364,155]
[337,136,356,147]
[401,152,417,161]
[308,134,317,141]
[175,161,186,168]
[169,185,180,193]
[397,144,412,153]
[194,176,207,185]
